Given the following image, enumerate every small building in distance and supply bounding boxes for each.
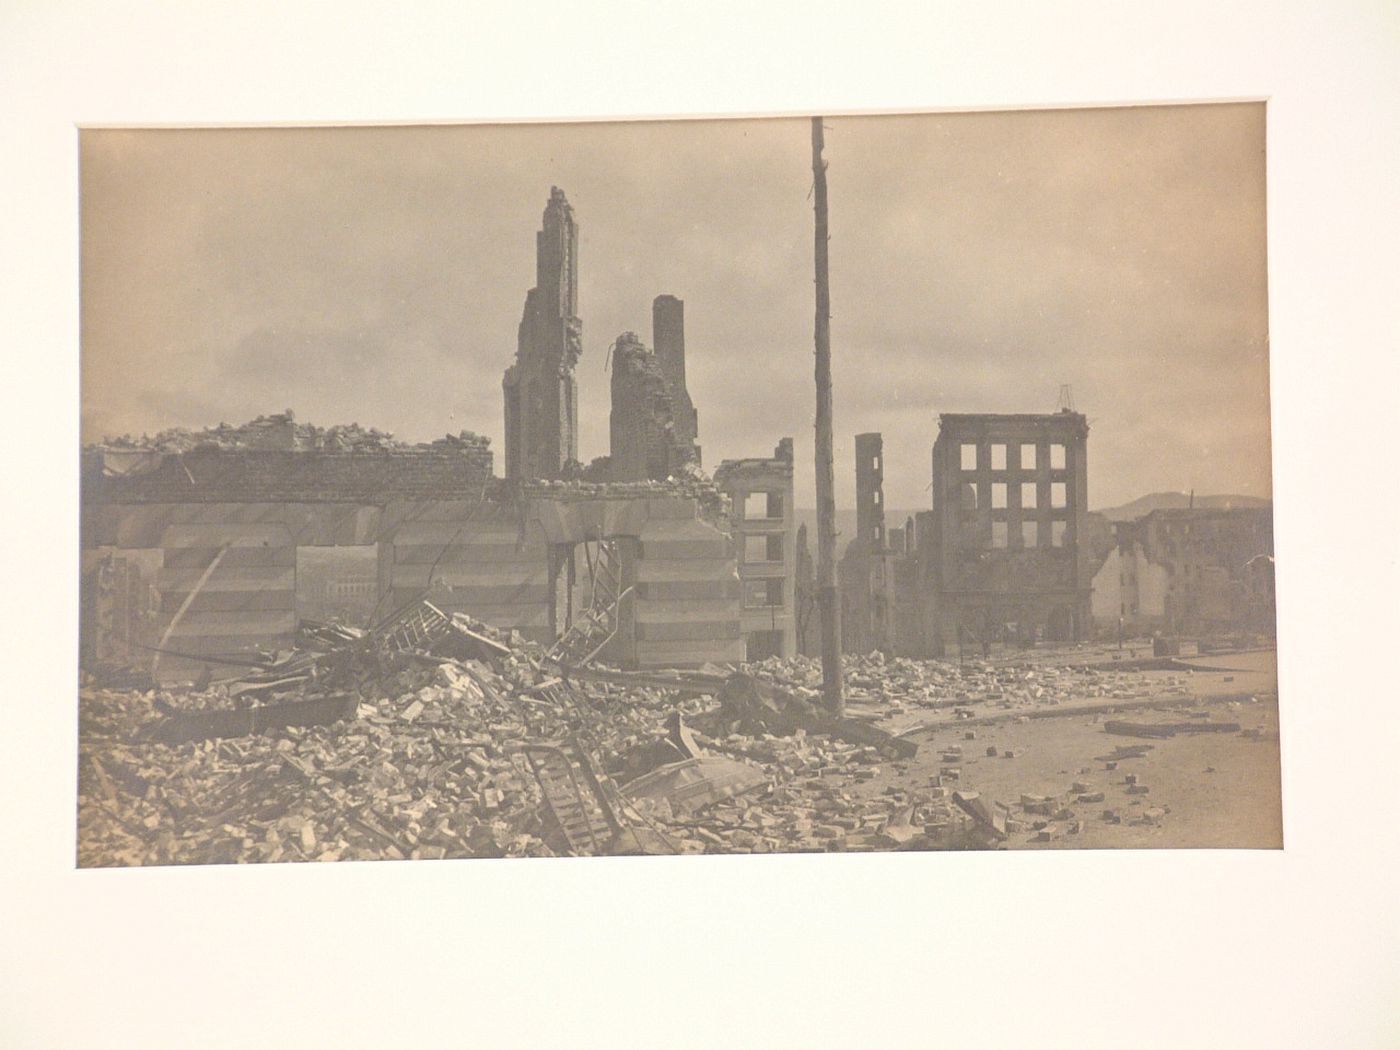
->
[925,411,1092,656]
[715,439,797,661]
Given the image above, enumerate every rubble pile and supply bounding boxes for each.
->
[520,469,729,521]
[77,600,1003,865]
[79,650,686,866]
[78,603,1270,865]
[86,411,491,455]
[744,651,1194,719]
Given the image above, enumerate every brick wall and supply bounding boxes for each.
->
[85,446,495,505]
[609,333,694,482]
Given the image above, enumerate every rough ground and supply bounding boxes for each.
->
[76,639,1282,865]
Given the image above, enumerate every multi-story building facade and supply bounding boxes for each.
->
[715,439,796,661]
[925,411,1092,655]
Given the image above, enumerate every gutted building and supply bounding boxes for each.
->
[1091,506,1274,637]
[838,432,897,654]
[651,294,700,464]
[607,331,698,482]
[926,411,1092,655]
[715,439,797,661]
[81,437,746,681]
[502,187,582,481]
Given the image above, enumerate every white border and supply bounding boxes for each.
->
[3,3,1398,1047]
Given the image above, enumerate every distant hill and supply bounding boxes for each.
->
[1094,492,1271,522]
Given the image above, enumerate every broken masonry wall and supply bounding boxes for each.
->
[525,492,743,669]
[1137,507,1275,637]
[79,547,163,669]
[81,498,552,683]
[840,432,896,655]
[608,332,695,483]
[503,188,583,481]
[83,444,495,505]
[715,440,797,661]
[84,441,746,678]
[652,294,701,465]
[854,432,885,548]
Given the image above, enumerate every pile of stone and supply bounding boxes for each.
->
[744,651,1192,721]
[79,607,1021,866]
[86,411,491,455]
[77,648,698,866]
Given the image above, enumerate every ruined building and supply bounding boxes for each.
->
[608,332,698,482]
[1091,505,1275,637]
[715,439,797,661]
[924,411,1092,655]
[838,433,898,654]
[502,187,581,481]
[651,295,700,463]
[81,433,747,680]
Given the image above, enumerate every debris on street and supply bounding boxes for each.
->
[77,616,1282,865]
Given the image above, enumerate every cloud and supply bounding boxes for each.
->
[80,104,1271,510]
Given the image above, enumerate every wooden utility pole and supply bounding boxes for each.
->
[811,117,844,716]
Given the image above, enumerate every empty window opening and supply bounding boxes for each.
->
[1021,521,1037,548]
[743,534,769,563]
[992,521,1009,548]
[296,546,379,627]
[744,578,785,608]
[1050,444,1067,470]
[1051,521,1068,547]
[960,482,978,513]
[992,483,1007,509]
[872,455,881,472]
[743,491,783,520]
[1051,482,1067,508]
[873,490,881,505]
[960,443,978,471]
[1021,444,1037,470]
[991,444,1007,470]
[1021,482,1038,509]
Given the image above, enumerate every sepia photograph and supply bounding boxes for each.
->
[78,105,1282,865]
[7,2,1400,1047]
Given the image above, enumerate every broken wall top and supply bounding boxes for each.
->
[936,411,1090,442]
[84,445,496,505]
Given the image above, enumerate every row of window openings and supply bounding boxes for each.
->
[961,443,1068,471]
[985,520,1069,548]
[976,481,1068,509]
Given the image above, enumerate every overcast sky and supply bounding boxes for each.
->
[80,103,1270,510]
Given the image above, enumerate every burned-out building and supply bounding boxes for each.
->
[607,331,699,482]
[652,295,700,464]
[838,433,898,654]
[925,411,1092,655]
[502,187,582,481]
[1091,506,1275,637]
[81,431,747,681]
[714,439,797,661]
